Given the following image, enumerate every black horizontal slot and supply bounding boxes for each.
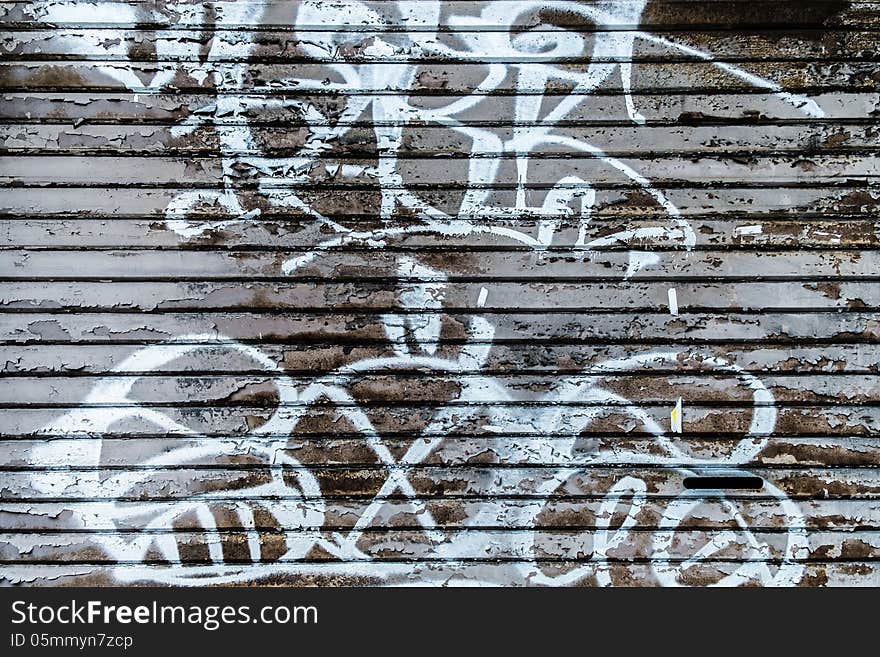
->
[683,476,764,490]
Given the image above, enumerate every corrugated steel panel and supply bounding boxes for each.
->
[1,0,878,586]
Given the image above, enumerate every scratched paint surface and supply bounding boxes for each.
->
[1,0,879,586]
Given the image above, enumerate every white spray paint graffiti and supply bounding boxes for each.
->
[15,0,828,586]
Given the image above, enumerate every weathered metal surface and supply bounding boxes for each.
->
[1,0,878,587]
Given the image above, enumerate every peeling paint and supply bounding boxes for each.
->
[1,0,877,588]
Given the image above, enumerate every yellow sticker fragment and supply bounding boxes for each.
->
[670,397,683,434]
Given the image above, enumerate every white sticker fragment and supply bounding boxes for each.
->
[477,286,489,308]
[813,231,842,243]
[670,397,683,434]
[734,224,763,236]
[667,288,679,316]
